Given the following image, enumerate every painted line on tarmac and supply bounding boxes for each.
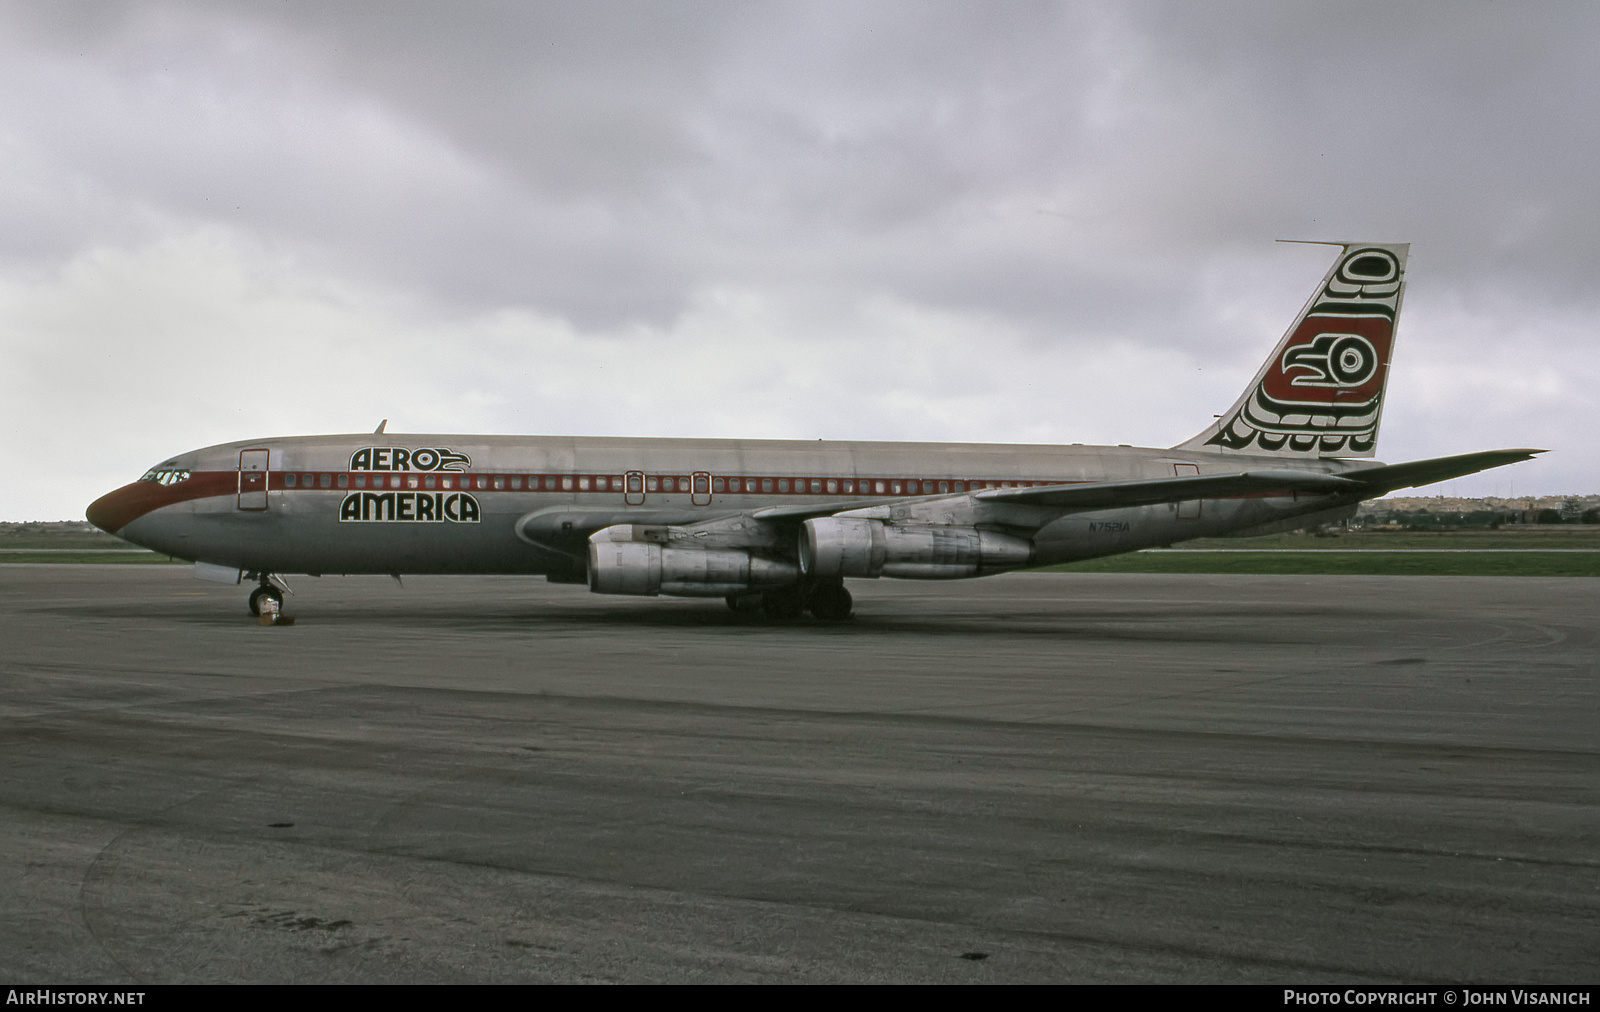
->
[1145,548,1600,553]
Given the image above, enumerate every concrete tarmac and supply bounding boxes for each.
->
[1,566,1596,984]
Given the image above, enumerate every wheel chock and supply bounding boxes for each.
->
[257,599,295,626]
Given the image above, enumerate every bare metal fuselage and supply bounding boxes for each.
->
[103,432,1361,578]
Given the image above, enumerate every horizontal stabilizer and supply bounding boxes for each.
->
[972,469,1361,510]
[1337,449,1546,495]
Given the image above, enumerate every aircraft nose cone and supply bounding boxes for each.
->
[86,484,144,535]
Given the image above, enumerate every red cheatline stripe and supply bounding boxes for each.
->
[91,467,1329,532]
[269,471,1080,494]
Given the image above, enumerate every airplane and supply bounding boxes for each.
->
[86,241,1542,621]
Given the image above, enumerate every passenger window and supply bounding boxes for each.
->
[761,479,773,493]
[494,477,505,490]
[646,476,658,492]
[891,481,902,494]
[810,479,822,493]
[694,474,709,493]
[354,475,366,489]
[562,476,574,491]
[842,480,853,493]
[337,474,349,488]
[938,481,949,493]
[778,479,789,492]
[440,477,452,489]
[303,473,315,487]
[577,476,590,490]
[826,479,837,493]
[320,474,332,488]
[510,477,521,490]
[712,477,724,492]
[285,473,297,487]
[629,474,643,493]
[424,475,436,489]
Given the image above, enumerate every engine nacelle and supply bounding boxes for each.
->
[800,518,1032,580]
[587,526,798,597]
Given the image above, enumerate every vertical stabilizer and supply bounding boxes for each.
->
[1178,242,1409,458]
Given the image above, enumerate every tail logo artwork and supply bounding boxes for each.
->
[1207,247,1403,455]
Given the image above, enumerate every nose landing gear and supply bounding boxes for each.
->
[244,573,290,617]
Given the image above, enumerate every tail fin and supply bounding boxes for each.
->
[1177,241,1409,458]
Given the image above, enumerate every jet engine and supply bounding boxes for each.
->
[799,517,1032,579]
[587,525,798,597]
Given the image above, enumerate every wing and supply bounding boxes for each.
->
[970,469,1361,509]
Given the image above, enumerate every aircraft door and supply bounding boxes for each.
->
[625,470,646,506]
[692,471,713,506]
[238,449,270,510]
[1174,462,1201,519]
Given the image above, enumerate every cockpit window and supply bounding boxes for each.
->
[139,468,192,486]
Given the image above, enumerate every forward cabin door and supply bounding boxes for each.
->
[691,471,713,506]
[238,449,270,510]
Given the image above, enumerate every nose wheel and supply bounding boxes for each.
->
[248,584,283,617]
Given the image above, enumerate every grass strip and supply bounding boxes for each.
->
[0,552,186,565]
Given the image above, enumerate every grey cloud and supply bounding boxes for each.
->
[2,1,1598,517]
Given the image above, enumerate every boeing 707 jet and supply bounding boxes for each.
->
[87,242,1541,620]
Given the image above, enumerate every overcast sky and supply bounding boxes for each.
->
[3,1,1596,519]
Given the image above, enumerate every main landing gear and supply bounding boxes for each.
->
[245,573,289,617]
[726,581,854,622]
[807,582,853,622]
